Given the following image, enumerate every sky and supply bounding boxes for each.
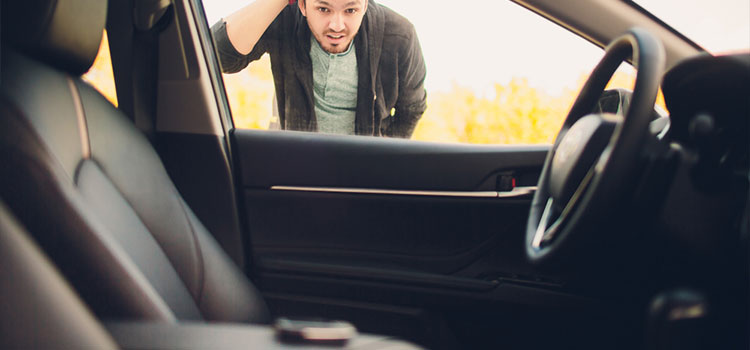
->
[202,0,750,96]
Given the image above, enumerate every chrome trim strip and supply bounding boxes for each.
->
[271,186,537,198]
[498,186,537,198]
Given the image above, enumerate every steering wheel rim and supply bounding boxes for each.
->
[525,28,665,268]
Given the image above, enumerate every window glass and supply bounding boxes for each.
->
[82,30,118,107]
[203,1,660,144]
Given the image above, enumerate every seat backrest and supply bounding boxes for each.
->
[0,0,268,324]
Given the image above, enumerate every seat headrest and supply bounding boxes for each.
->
[1,0,108,76]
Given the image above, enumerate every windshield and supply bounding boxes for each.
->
[632,0,750,54]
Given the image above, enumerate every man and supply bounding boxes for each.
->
[211,0,427,137]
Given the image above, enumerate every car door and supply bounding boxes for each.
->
[201,2,624,348]
[90,0,647,348]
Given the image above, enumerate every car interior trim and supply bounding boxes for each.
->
[153,0,225,137]
[270,185,537,198]
[260,258,500,292]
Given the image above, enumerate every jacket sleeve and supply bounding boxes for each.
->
[385,24,427,138]
[210,13,282,74]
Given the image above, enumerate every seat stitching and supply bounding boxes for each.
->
[67,77,91,160]
[176,197,206,309]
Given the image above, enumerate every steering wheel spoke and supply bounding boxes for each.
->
[526,28,665,268]
[531,198,556,249]
[532,166,596,250]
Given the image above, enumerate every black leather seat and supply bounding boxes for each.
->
[0,0,269,324]
[0,199,118,349]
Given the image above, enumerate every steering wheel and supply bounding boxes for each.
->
[525,28,665,268]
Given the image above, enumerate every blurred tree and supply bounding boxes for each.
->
[82,31,118,107]
[222,54,275,130]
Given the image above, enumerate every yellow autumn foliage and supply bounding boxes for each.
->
[412,79,575,145]
[82,31,118,107]
[223,57,665,145]
[222,55,276,130]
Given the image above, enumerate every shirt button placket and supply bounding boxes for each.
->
[326,55,337,97]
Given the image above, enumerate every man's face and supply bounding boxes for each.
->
[299,0,367,54]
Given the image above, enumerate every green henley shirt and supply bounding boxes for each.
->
[310,35,358,135]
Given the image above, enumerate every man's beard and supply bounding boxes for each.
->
[315,31,355,54]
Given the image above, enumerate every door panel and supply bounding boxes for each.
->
[245,190,527,274]
[232,128,549,281]
[229,129,631,349]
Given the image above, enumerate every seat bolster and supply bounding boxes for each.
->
[76,159,204,320]
[0,97,177,322]
[77,81,270,323]
[184,202,271,324]
[77,81,206,300]
[0,200,118,350]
